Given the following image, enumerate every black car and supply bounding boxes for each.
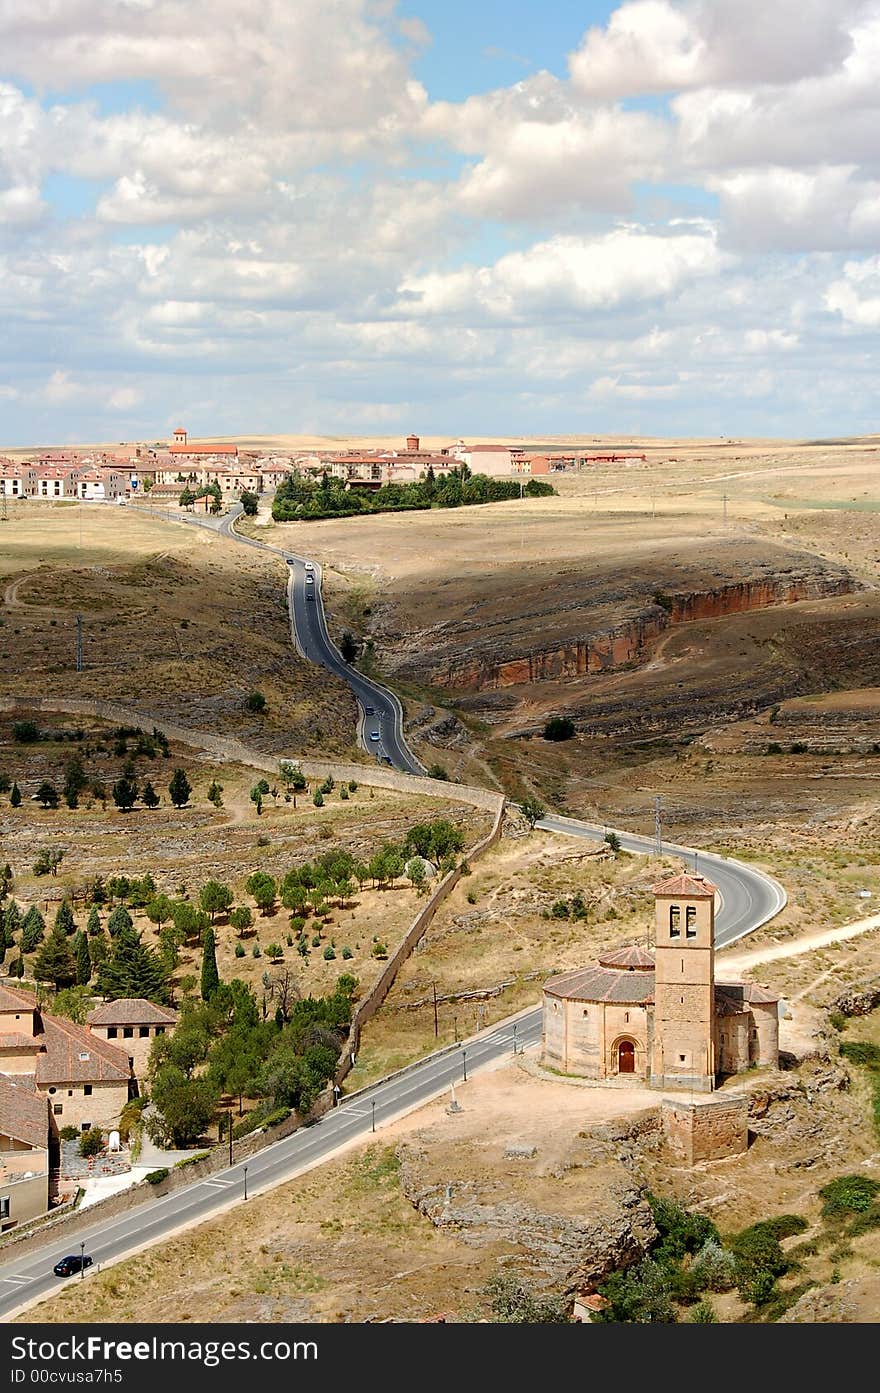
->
[54,1254,93,1277]
[365,705,375,715]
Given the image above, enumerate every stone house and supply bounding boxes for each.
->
[87,998,178,1078]
[0,1074,49,1230]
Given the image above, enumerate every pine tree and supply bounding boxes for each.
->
[10,954,24,978]
[86,906,102,936]
[33,924,77,989]
[169,769,192,808]
[54,901,76,936]
[89,925,110,970]
[73,930,92,986]
[107,905,133,936]
[3,899,21,943]
[19,906,45,953]
[200,924,220,1001]
[142,781,160,809]
[9,782,21,807]
[96,925,169,1003]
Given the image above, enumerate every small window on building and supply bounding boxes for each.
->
[686,905,697,930]
[155,1026,165,1036]
[681,959,685,973]
[107,1027,118,1039]
[685,927,697,939]
[582,1008,588,1017]
[48,1087,56,1095]
[123,1027,134,1039]
[84,1085,92,1096]
[624,1012,629,1023]
[81,1122,91,1133]
[0,1197,9,1220]
[139,1026,149,1038]
[53,1104,62,1115]
[67,1090,73,1097]
[669,905,680,934]
[128,1057,134,1069]
[679,1054,686,1064]
[680,997,684,1005]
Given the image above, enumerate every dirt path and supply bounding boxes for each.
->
[718,912,880,976]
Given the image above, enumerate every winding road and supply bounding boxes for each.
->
[0,497,787,1319]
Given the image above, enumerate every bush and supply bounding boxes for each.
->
[79,1127,103,1159]
[59,1125,80,1142]
[145,1168,169,1185]
[689,1239,738,1293]
[348,780,358,792]
[543,716,575,742]
[819,1174,880,1216]
[828,1009,849,1032]
[341,946,353,959]
[245,691,266,713]
[323,946,336,960]
[173,1151,210,1169]
[840,1041,880,1069]
[252,943,262,958]
[13,720,40,743]
[371,941,388,959]
[848,1203,880,1237]
[234,942,245,958]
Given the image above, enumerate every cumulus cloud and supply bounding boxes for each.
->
[826,256,880,327]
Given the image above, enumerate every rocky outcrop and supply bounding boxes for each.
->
[399,1149,657,1289]
[832,978,880,1018]
[432,571,857,693]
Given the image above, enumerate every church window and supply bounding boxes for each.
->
[679,1054,686,1064]
[624,1012,629,1023]
[681,959,685,973]
[686,906,697,938]
[669,905,681,937]
[680,997,684,1004]
[583,1009,588,1017]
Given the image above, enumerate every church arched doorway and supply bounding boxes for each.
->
[617,1040,636,1074]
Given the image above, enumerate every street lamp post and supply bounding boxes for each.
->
[371,1099,376,1133]
[512,1022,517,1056]
[243,1165,248,1201]
[227,1109,233,1166]
[79,1240,85,1281]
[462,1049,467,1083]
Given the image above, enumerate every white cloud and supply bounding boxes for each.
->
[826,256,880,327]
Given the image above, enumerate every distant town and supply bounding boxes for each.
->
[0,432,648,506]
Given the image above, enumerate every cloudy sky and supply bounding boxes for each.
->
[1,0,879,444]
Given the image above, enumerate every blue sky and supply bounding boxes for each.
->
[0,0,878,444]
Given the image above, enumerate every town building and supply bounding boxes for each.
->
[34,465,83,499]
[0,1074,49,1231]
[0,984,132,1131]
[86,999,178,1078]
[76,469,127,502]
[0,461,36,498]
[541,873,779,1090]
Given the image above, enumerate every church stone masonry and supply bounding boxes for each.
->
[541,872,779,1088]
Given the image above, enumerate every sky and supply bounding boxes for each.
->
[1,0,879,445]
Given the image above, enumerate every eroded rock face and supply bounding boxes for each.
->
[399,1148,658,1290]
[430,571,857,693]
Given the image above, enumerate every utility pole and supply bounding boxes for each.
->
[75,614,84,672]
[227,1109,233,1165]
[654,795,662,856]
[432,981,438,1039]
[1,491,7,522]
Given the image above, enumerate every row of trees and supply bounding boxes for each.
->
[4,768,193,812]
[272,468,555,522]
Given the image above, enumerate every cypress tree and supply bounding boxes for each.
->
[168,768,192,808]
[54,901,76,936]
[9,782,21,807]
[89,925,110,970]
[107,905,133,936]
[86,905,102,936]
[33,924,77,989]
[200,924,220,1001]
[3,899,21,943]
[73,930,92,986]
[19,906,45,953]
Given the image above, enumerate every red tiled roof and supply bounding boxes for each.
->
[87,998,177,1027]
[168,443,238,455]
[0,986,130,1084]
[0,983,39,1014]
[597,943,654,971]
[544,965,655,1005]
[0,1073,48,1149]
[651,873,718,897]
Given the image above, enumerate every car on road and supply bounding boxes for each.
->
[369,730,381,741]
[365,705,375,715]
[305,562,314,571]
[305,574,314,584]
[306,592,315,601]
[54,1254,93,1277]
[382,756,394,766]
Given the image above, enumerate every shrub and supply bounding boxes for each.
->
[348,780,358,792]
[689,1239,738,1293]
[79,1128,104,1159]
[252,944,261,958]
[245,691,266,713]
[341,946,353,959]
[543,716,575,741]
[840,1041,880,1069]
[323,946,336,960]
[828,1009,848,1032]
[688,1301,718,1323]
[848,1204,880,1237]
[371,941,388,959]
[313,790,324,807]
[173,1151,210,1169]
[234,942,245,958]
[819,1174,880,1216]
[145,1168,169,1185]
[311,934,321,948]
[13,720,40,743]
[551,899,570,920]
[59,1125,80,1142]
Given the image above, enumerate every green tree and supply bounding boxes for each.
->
[86,906,102,936]
[245,871,277,915]
[207,780,224,808]
[19,906,45,953]
[73,930,91,986]
[141,781,160,809]
[543,715,576,741]
[246,691,266,713]
[168,768,192,808]
[33,923,77,989]
[148,1066,218,1147]
[230,906,254,939]
[405,858,427,893]
[36,781,59,808]
[63,753,87,809]
[51,986,95,1025]
[9,782,21,808]
[250,784,264,815]
[79,1127,104,1159]
[112,776,138,811]
[33,847,64,877]
[179,485,195,508]
[145,894,174,930]
[240,489,259,516]
[279,760,307,792]
[97,925,169,1003]
[519,795,546,828]
[313,789,324,807]
[199,880,233,923]
[107,905,133,936]
[54,901,76,936]
[200,924,220,1001]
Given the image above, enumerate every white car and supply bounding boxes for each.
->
[305,574,314,584]
[304,562,314,571]
[369,730,381,742]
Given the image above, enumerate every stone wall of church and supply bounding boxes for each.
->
[750,1000,779,1067]
[716,1012,750,1075]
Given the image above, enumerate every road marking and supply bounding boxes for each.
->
[202,1179,235,1189]
[0,1275,34,1286]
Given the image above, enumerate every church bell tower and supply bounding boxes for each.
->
[650,873,717,1092]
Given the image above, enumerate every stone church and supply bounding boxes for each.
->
[541,872,779,1090]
